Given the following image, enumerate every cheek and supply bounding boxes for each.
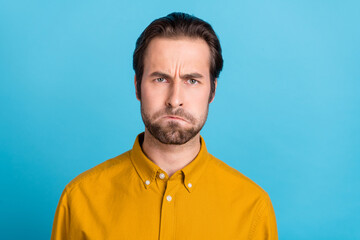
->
[141,85,164,110]
[186,90,210,112]
[141,81,164,97]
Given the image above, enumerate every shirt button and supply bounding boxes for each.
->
[188,183,192,188]
[166,195,172,202]
[159,173,165,179]
[145,180,150,185]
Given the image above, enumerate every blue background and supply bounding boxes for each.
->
[1,0,359,239]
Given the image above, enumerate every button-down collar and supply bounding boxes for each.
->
[130,133,209,193]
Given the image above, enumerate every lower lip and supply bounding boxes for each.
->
[164,116,186,122]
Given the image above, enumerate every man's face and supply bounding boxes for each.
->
[137,37,216,145]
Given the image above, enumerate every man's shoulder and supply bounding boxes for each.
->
[206,154,269,198]
[64,150,133,194]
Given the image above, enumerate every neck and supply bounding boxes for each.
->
[141,129,201,177]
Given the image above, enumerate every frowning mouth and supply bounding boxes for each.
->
[162,115,188,122]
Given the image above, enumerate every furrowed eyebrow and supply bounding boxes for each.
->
[181,73,204,79]
[149,71,172,80]
[149,71,204,80]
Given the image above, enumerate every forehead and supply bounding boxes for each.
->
[143,37,211,74]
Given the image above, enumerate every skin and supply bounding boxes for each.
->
[135,37,217,177]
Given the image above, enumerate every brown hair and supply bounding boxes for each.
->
[133,12,223,100]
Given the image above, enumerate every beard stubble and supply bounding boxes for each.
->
[141,105,209,145]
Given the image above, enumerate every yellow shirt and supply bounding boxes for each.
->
[51,133,278,240]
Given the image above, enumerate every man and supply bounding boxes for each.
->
[51,12,278,239]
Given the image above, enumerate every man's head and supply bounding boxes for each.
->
[133,12,223,145]
[133,12,223,101]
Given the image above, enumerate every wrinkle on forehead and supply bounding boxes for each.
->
[143,37,211,79]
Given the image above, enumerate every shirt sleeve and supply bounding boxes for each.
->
[51,187,70,240]
[249,193,278,240]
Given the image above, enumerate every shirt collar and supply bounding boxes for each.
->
[130,132,209,193]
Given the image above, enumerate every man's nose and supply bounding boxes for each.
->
[165,81,183,108]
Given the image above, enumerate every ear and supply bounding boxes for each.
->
[134,75,140,101]
[209,78,217,103]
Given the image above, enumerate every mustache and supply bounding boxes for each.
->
[154,107,196,123]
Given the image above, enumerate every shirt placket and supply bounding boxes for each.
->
[159,174,181,240]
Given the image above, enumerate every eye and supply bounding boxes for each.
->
[187,79,199,85]
[155,77,167,83]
